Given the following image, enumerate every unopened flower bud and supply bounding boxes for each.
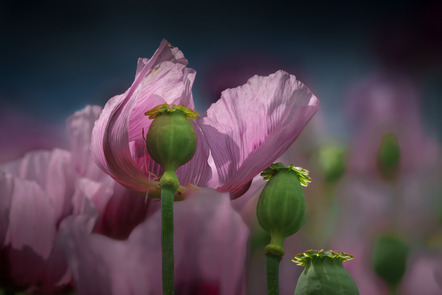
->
[377,133,401,180]
[371,233,409,289]
[256,163,310,247]
[293,250,359,295]
[145,104,198,173]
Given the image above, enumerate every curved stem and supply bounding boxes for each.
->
[161,182,177,295]
[266,253,282,295]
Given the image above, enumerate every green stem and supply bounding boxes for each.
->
[160,174,178,295]
[266,253,282,295]
[389,285,399,295]
[264,244,284,295]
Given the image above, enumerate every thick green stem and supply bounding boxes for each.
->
[265,244,284,295]
[160,171,179,295]
[266,253,282,295]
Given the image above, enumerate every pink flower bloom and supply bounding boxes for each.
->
[60,188,249,295]
[0,149,73,293]
[0,106,149,292]
[91,39,319,199]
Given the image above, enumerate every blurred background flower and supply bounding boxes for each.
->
[1,0,441,294]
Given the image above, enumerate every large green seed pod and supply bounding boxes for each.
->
[371,234,409,289]
[145,104,198,173]
[293,250,359,295]
[256,163,310,246]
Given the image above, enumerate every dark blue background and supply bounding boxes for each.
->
[1,0,441,138]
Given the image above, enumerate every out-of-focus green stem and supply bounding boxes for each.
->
[390,285,399,295]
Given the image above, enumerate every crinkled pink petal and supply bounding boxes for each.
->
[71,177,115,216]
[60,188,249,295]
[91,39,211,193]
[4,176,57,260]
[198,70,319,198]
[67,105,107,181]
[1,149,73,222]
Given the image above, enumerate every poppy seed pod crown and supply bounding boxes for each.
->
[256,163,310,247]
[293,250,359,295]
[145,104,198,173]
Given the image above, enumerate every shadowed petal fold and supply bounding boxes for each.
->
[198,70,319,198]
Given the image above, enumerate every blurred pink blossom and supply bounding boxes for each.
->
[327,73,442,294]
[0,107,67,164]
[60,188,249,295]
[346,73,439,177]
[0,106,150,293]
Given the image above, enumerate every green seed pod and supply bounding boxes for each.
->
[256,163,310,246]
[318,145,345,183]
[293,250,359,295]
[377,133,401,180]
[371,234,409,289]
[145,104,198,173]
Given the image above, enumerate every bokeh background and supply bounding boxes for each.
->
[1,0,441,153]
[1,0,441,294]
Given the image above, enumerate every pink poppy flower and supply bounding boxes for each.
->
[91,39,319,199]
[0,106,150,293]
[0,148,74,293]
[59,188,249,295]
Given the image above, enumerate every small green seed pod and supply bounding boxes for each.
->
[377,133,401,180]
[317,145,345,184]
[293,250,359,295]
[145,104,198,173]
[256,163,310,247]
[371,234,409,289]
